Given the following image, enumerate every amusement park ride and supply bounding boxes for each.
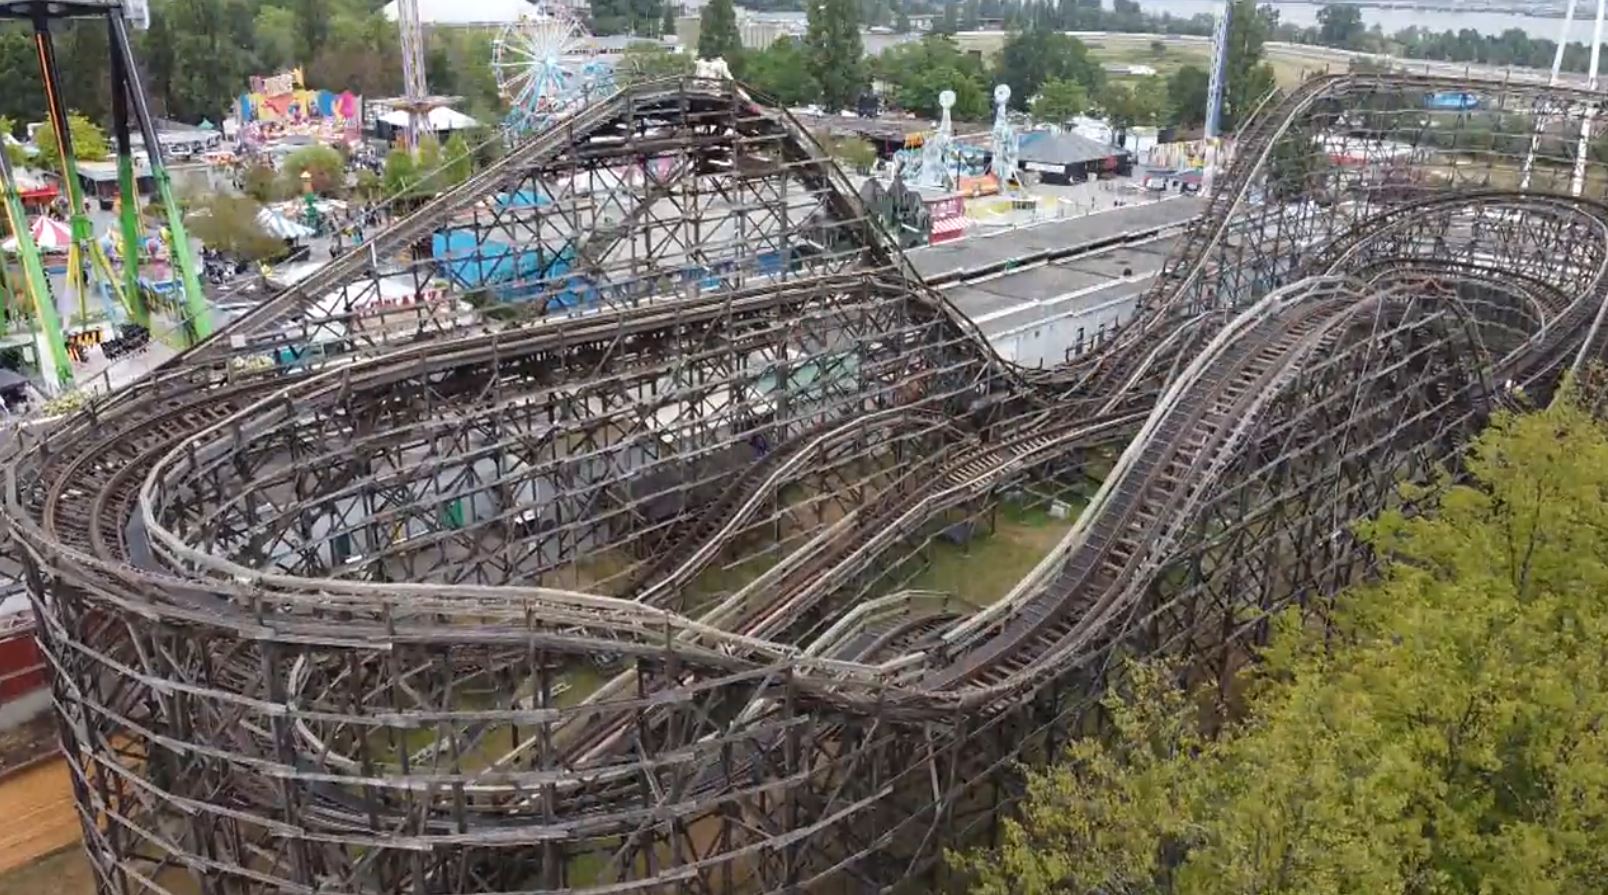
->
[492,7,616,134]
[0,1,209,390]
[0,0,208,392]
[896,85,1029,197]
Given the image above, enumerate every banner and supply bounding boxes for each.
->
[239,69,362,127]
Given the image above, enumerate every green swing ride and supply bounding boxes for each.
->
[0,0,212,393]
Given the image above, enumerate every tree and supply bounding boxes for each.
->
[52,19,113,125]
[661,2,678,38]
[873,35,990,119]
[858,0,894,28]
[382,147,418,198]
[744,37,820,106]
[353,169,384,202]
[698,0,741,60]
[414,134,444,191]
[1223,0,1276,130]
[895,4,910,32]
[33,112,109,170]
[0,116,23,167]
[305,8,403,98]
[956,390,1608,895]
[291,0,333,63]
[820,133,877,172]
[240,163,281,203]
[961,0,980,29]
[806,0,865,112]
[616,41,694,86]
[938,0,959,35]
[426,29,502,121]
[1029,77,1088,124]
[1099,78,1166,136]
[1317,3,1366,49]
[281,144,346,196]
[253,4,300,72]
[591,0,666,36]
[442,132,475,187]
[155,0,257,122]
[0,31,45,128]
[1166,64,1211,129]
[188,194,285,261]
[995,27,1103,111]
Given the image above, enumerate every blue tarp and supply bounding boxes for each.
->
[496,189,551,209]
[432,230,587,305]
[1426,92,1479,111]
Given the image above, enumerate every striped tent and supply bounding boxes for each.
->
[1,216,72,253]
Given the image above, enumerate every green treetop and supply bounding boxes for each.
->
[956,386,1608,894]
[805,0,865,112]
[698,0,742,61]
[872,35,988,119]
[1166,64,1211,129]
[1029,78,1089,124]
[1223,0,1276,130]
[743,38,820,107]
[33,112,109,170]
[994,27,1103,111]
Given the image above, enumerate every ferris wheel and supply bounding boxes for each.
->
[491,9,614,133]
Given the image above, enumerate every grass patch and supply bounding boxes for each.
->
[682,552,782,617]
[902,495,1088,609]
[556,664,606,709]
[1085,37,1212,79]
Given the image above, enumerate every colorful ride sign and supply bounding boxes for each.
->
[238,68,362,126]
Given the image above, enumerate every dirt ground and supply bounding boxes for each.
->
[0,846,95,895]
[0,756,84,887]
[0,717,58,777]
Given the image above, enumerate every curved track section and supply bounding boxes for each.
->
[8,73,1608,893]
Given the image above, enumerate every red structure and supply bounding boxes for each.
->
[0,616,45,703]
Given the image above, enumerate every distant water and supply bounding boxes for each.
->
[1141,0,1601,43]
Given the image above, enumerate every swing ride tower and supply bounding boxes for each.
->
[0,0,212,391]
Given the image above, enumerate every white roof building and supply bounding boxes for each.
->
[376,107,480,131]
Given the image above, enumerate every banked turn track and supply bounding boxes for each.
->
[7,74,1608,893]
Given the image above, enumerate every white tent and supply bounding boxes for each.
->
[377,107,479,132]
[256,207,316,241]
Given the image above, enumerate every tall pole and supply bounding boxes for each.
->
[1571,0,1606,196]
[109,12,211,342]
[1203,0,1231,200]
[0,142,71,390]
[34,18,108,328]
[1521,0,1579,190]
[108,13,148,328]
[398,0,430,151]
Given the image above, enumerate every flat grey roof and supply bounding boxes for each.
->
[907,197,1200,282]
[942,232,1180,337]
[981,280,1149,337]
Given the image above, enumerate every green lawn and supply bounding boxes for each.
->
[1085,37,1213,79]
[902,497,1089,609]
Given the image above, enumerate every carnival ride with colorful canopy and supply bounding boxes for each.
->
[0,0,211,392]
